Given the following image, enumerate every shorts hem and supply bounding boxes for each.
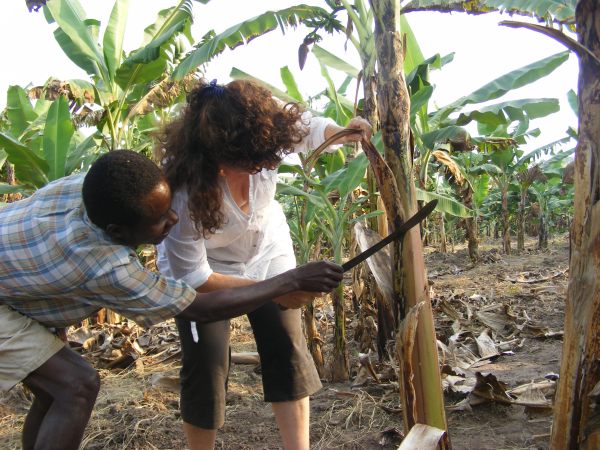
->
[0,336,65,392]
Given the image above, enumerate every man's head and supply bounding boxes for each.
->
[82,150,178,248]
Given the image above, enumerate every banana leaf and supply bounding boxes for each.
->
[103,0,130,81]
[43,96,74,180]
[230,68,303,106]
[172,5,330,80]
[280,67,303,102]
[416,188,474,217]
[311,45,361,79]
[455,98,560,127]
[484,0,575,22]
[44,0,108,77]
[432,51,570,124]
[6,86,37,138]
[0,132,49,188]
[321,152,369,198]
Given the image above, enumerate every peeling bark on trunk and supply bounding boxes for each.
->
[551,1,600,448]
[303,304,325,378]
[369,0,448,442]
[359,71,395,361]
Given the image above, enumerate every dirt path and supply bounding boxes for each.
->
[0,235,569,449]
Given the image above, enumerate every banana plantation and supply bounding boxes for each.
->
[1,0,598,448]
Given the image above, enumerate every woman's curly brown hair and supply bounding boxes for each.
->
[156,79,306,236]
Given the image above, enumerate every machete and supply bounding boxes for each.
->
[342,199,438,272]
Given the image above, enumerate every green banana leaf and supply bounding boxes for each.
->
[516,139,573,166]
[280,67,303,102]
[456,98,560,127]
[230,68,303,106]
[433,51,569,124]
[0,183,30,195]
[483,0,575,22]
[172,5,330,80]
[421,125,471,151]
[103,0,130,81]
[43,96,75,181]
[401,14,425,74]
[44,0,108,77]
[567,89,578,116]
[6,86,37,138]
[0,132,49,188]
[471,172,490,208]
[321,152,369,198]
[416,188,474,217]
[311,45,361,79]
[65,134,102,174]
[319,62,352,124]
[116,20,188,89]
[276,182,327,209]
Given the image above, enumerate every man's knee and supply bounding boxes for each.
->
[60,364,100,406]
[25,348,100,407]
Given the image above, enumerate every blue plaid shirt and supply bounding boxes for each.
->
[0,174,196,328]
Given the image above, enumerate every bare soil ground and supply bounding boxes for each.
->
[0,234,569,449]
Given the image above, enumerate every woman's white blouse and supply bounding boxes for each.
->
[156,115,336,288]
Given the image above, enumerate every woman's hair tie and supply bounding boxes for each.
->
[205,79,225,98]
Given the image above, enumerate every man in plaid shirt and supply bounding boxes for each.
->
[0,150,342,450]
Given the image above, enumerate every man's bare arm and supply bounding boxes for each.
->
[177,261,342,323]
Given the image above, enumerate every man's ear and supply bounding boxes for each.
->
[105,223,129,244]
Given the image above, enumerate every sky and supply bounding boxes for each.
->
[0,1,579,151]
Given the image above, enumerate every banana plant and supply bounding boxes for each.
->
[0,86,101,194]
[278,151,381,382]
[41,0,195,151]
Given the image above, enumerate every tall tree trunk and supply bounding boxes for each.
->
[501,185,511,254]
[551,1,600,448]
[517,190,526,252]
[465,217,479,263]
[538,214,549,249]
[369,0,448,442]
[461,186,479,263]
[361,71,395,361]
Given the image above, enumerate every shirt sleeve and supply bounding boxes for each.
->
[81,257,197,328]
[156,190,213,288]
[292,113,339,155]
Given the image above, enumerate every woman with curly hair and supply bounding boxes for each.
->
[156,79,371,450]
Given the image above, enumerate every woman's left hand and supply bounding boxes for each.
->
[346,116,372,142]
[326,116,372,145]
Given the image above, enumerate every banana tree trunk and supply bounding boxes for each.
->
[330,282,349,382]
[501,185,511,254]
[303,304,325,378]
[461,186,479,263]
[517,190,526,252]
[551,1,600,448]
[369,0,448,442]
[438,213,447,253]
[465,216,480,264]
[538,214,549,249]
[359,62,395,362]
